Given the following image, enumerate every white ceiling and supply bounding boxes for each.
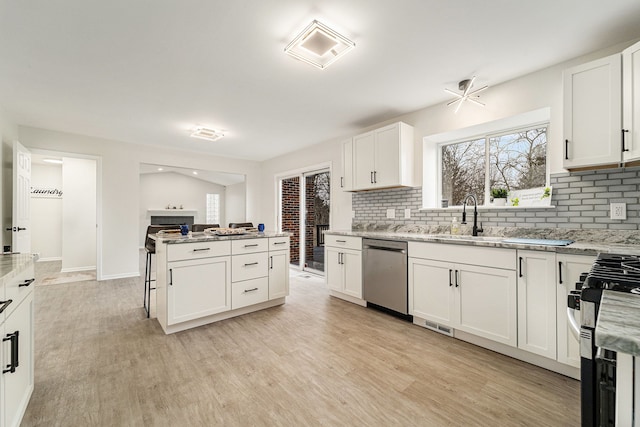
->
[2,1,640,161]
[139,163,245,186]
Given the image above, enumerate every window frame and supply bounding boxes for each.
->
[205,193,221,224]
[437,121,550,207]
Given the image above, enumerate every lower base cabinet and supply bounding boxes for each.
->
[268,250,290,299]
[2,289,34,427]
[326,247,362,299]
[409,256,517,347]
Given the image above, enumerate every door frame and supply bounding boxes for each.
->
[30,148,103,280]
[274,161,332,272]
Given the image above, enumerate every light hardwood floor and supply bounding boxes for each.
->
[23,255,579,426]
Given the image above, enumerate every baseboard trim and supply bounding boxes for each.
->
[99,271,140,281]
[37,257,62,262]
[60,266,96,273]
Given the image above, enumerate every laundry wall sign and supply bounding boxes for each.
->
[31,187,63,199]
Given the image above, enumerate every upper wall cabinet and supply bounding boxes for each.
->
[563,40,640,168]
[347,122,415,191]
[623,41,640,162]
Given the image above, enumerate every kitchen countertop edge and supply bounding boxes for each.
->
[152,232,289,244]
[0,253,36,286]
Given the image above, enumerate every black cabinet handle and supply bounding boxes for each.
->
[370,171,374,184]
[565,139,569,160]
[192,248,210,252]
[169,268,173,286]
[244,244,259,248]
[0,299,13,314]
[273,242,286,245]
[622,129,630,152]
[270,256,273,269]
[519,257,524,278]
[336,240,346,243]
[243,288,259,293]
[19,278,35,288]
[244,262,259,267]
[558,261,563,284]
[374,171,377,183]
[449,269,453,287]
[455,270,459,287]
[341,177,344,188]
[2,331,19,374]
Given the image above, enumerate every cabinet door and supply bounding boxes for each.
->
[409,258,455,326]
[167,257,231,325]
[268,250,290,299]
[557,254,595,368]
[563,53,622,168]
[341,138,353,191]
[353,131,376,190]
[623,40,640,161]
[517,251,557,359]
[457,264,517,347]
[373,123,400,188]
[3,293,34,427]
[325,247,343,292]
[342,250,362,299]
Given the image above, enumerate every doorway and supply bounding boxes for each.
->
[279,167,330,275]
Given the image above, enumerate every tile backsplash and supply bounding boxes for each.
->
[352,165,640,231]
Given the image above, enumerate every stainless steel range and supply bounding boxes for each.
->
[568,253,640,427]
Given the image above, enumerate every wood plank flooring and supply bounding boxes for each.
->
[22,256,580,426]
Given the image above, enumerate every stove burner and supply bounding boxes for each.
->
[583,253,640,293]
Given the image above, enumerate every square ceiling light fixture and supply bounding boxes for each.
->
[285,20,355,69]
[190,127,225,142]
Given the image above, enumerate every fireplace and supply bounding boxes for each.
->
[150,215,194,226]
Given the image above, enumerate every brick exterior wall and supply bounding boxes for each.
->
[352,165,640,230]
[281,177,300,264]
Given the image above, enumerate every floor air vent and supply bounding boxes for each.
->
[423,320,453,337]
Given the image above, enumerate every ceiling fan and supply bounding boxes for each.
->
[445,76,488,113]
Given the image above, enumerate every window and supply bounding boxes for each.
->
[206,193,220,224]
[440,125,547,206]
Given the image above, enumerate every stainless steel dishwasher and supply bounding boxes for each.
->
[362,238,409,318]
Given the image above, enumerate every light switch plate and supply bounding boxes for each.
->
[386,208,395,219]
[404,208,411,219]
[610,203,627,220]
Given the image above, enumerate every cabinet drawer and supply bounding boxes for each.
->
[168,241,231,262]
[268,236,290,250]
[408,242,515,270]
[3,264,35,318]
[325,235,362,251]
[232,252,269,282]
[232,238,268,255]
[232,277,268,310]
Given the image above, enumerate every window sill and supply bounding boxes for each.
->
[420,205,556,211]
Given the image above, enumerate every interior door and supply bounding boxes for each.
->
[12,141,31,253]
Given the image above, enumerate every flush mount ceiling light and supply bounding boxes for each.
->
[190,127,225,142]
[445,77,489,113]
[284,20,355,69]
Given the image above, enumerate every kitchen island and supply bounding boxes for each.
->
[152,232,290,334]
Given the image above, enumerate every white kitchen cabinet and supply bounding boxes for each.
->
[409,243,517,347]
[563,53,622,168]
[556,253,595,368]
[326,246,362,300]
[516,250,557,359]
[268,250,289,299]
[623,40,640,162]
[2,291,34,427]
[167,256,232,324]
[352,122,414,191]
[340,138,353,191]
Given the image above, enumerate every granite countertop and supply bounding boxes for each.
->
[595,291,640,356]
[324,229,640,256]
[152,231,289,245]
[0,253,36,286]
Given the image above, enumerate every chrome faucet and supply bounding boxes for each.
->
[461,194,483,237]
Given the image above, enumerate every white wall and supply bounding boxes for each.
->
[259,39,638,231]
[62,157,97,272]
[139,172,227,246]
[31,163,63,260]
[18,126,261,280]
[0,109,19,250]
[225,181,246,227]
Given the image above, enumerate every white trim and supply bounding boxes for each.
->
[36,256,62,262]
[100,271,140,281]
[60,266,96,273]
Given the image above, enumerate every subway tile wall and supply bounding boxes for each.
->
[352,165,640,230]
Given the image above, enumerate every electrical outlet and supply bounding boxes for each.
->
[404,208,411,219]
[386,208,395,219]
[610,203,627,220]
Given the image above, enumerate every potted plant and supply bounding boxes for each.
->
[490,187,508,206]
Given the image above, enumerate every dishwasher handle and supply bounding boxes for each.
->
[362,238,408,253]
